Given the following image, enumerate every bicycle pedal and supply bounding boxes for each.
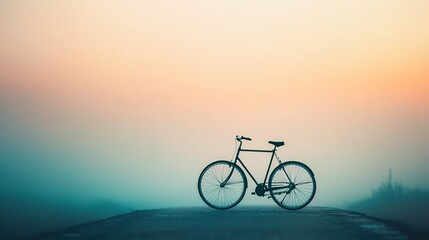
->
[251,192,256,195]
[267,196,272,199]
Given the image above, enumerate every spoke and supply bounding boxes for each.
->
[296,181,313,186]
[202,185,221,191]
[292,165,296,183]
[202,178,220,185]
[295,188,308,205]
[206,171,219,184]
[224,180,243,185]
[280,191,288,204]
[295,168,307,184]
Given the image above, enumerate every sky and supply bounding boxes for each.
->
[1,0,429,227]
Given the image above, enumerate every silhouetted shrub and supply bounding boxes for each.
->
[347,181,429,231]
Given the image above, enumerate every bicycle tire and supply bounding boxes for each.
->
[268,161,316,210]
[198,160,247,210]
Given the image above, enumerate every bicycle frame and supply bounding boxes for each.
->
[221,140,292,189]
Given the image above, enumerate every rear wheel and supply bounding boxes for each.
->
[198,161,247,210]
[268,161,316,210]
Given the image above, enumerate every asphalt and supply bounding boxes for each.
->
[39,206,419,240]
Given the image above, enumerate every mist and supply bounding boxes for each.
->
[1,1,429,239]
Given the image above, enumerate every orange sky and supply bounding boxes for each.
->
[1,0,428,207]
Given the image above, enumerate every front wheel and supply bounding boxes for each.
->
[268,161,316,210]
[198,160,247,210]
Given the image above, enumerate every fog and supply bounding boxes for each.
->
[1,1,429,239]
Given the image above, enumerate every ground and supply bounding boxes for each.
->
[39,206,423,240]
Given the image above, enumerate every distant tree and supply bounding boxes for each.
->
[346,169,429,232]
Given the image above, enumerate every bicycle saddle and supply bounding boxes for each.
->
[268,141,284,147]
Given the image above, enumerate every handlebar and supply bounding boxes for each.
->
[236,135,252,141]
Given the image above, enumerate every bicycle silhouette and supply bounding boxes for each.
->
[198,135,316,210]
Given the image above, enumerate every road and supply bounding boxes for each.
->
[39,206,417,240]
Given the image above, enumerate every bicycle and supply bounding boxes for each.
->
[198,135,316,210]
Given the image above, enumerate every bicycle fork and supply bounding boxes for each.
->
[220,162,235,187]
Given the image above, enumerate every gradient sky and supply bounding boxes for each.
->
[1,0,429,209]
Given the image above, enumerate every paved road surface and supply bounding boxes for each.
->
[39,206,417,240]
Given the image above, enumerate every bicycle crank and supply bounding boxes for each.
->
[254,183,268,196]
